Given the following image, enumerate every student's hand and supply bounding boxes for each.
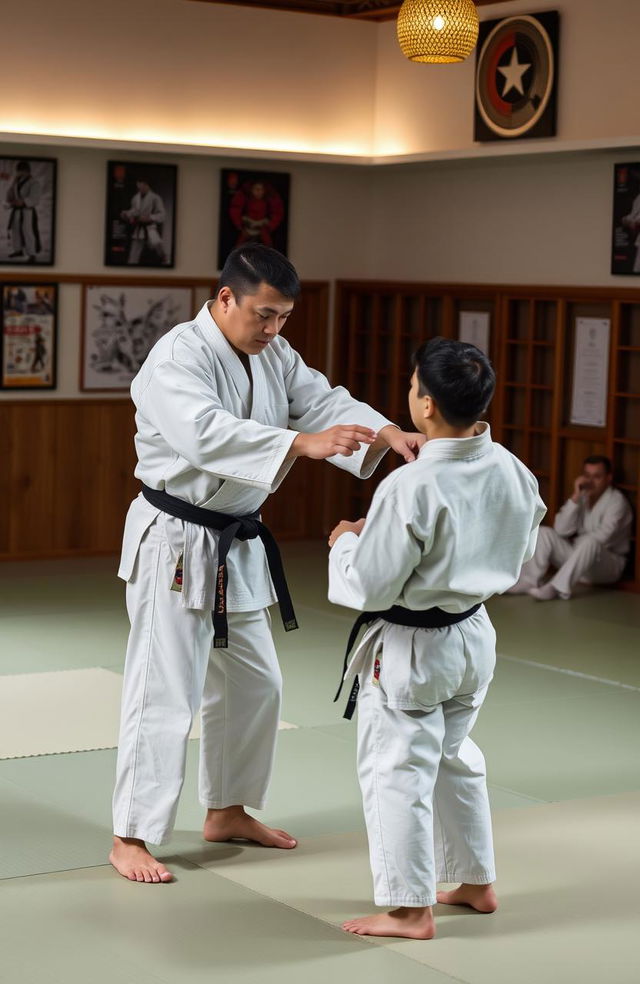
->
[290,425,377,461]
[328,519,365,548]
[376,425,426,463]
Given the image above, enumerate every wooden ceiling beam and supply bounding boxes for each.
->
[186,0,519,21]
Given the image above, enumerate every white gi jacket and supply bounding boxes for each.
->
[122,190,165,238]
[553,487,632,557]
[118,302,392,612]
[329,423,547,709]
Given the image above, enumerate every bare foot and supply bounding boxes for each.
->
[109,836,173,883]
[436,883,498,913]
[343,906,435,939]
[203,806,297,849]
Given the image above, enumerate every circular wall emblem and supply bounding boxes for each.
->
[475,15,555,139]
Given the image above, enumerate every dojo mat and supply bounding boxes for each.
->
[0,667,296,760]
[1,546,639,984]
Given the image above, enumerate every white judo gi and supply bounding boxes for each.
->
[121,189,166,264]
[6,173,41,258]
[518,487,632,597]
[113,301,392,845]
[329,424,546,907]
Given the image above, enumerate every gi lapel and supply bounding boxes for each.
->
[197,303,252,416]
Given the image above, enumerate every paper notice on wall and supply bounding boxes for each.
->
[459,311,490,354]
[569,318,610,427]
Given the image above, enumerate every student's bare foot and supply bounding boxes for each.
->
[343,906,435,939]
[203,806,297,849]
[436,883,498,913]
[109,837,173,883]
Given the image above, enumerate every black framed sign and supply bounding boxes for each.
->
[1,283,57,389]
[474,11,560,142]
[611,163,640,275]
[0,157,57,266]
[218,169,290,268]
[105,161,177,268]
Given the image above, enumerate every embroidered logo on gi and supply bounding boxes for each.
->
[170,553,183,592]
[373,656,381,687]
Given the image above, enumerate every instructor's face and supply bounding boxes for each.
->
[217,283,294,356]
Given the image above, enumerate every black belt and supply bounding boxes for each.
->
[335,603,482,720]
[142,484,298,648]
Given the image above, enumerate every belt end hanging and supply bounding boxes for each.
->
[283,618,299,632]
[343,677,360,720]
[214,637,228,649]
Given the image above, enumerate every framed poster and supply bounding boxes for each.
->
[0,157,56,265]
[611,163,640,275]
[459,311,490,355]
[1,284,57,389]
[105,161,177,268]
[218,169,290,268]
[474,11,560,142]
[81,284,193,391]
[570,318,610,428]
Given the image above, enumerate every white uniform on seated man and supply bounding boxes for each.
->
[508,456,632,601]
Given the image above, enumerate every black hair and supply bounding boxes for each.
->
[411,336,496,428]
[16,160,31,173]
[217,244,300,302]
[583,455,612,474]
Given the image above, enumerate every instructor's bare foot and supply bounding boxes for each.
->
[203,806,297,849]
[109,836,173,883]
[436,883,498,913]
[343,906,435,939]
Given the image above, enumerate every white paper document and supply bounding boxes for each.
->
[570,318,610,427]
[459,311,490,355]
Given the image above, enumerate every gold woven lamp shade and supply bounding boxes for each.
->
[397,0,479,64]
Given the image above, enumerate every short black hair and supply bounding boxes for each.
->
[411,336,496,428]
[583,455,612,474]
[217,244,300,302]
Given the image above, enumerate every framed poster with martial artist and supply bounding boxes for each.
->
[474,11,560,142]
[0,157,57,266]
[611,163,640,275]
[1,283,57,389]
[218,169,290,268]
[81,284,193,391]
[104,161,177,268]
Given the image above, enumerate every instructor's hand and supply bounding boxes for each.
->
[290,425,377,461]
[375,425,426,463]
[328,518,365,548]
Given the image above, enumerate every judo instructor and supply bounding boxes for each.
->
[110,244,424,882]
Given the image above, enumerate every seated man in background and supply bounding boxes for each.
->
[508,455,632,600]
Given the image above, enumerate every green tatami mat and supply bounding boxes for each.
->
[0,861,456,984]
[487,594,640,687]
[189,793,640,984]
[473,689,640,801]
[0,612,128,676]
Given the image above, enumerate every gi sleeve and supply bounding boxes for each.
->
[328,478,425,612]
[583,494,632,549]
[553,498,583,537]
[523,492,549,563]
[282,343,395,479]
[136,359,297,492]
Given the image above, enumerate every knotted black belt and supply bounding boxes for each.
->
[142,484,298,648]
[335,603,482,720]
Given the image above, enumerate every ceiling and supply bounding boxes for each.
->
[187,0,513,23]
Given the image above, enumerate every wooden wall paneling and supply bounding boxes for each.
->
[0,405,11,553]
[7,403,57,555]
[95,401,139,552]
[52,402,108,552]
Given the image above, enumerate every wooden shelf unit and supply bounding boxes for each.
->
[329,281,640,591]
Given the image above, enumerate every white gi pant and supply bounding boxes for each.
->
[112,519,282,846]
[521,527,625,597]
[353,608,496,907]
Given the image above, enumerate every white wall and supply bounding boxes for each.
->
[3,0,377,158]
[369,148,640,285]
[374,0,640,158]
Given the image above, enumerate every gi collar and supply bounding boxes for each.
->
[418,422,492,462]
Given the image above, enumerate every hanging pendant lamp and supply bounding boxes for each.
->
[397,0,479,64]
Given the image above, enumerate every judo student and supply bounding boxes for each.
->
[110,244,425,883]
[328,337,546,939]
[507,455,632,600]
[5,160,42,263]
